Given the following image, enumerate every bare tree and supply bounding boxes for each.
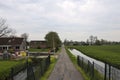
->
[89,35,94,45]
[89,35,98,45]
[21,33,29,50]
[0,18,13,37]
[21,33,29,41]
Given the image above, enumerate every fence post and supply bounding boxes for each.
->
[77,56,79,66]
[87,60,90,72]
[109,65,111,80]
[11,68,14,80]
[27,62,36,80]
[40,61,43,75]
[31,63,36,80]
[104,63,107,80]
[79,56,81,66]
[26,60,28,80]
[82,57,83,68]
[92,62,94,78]
[49,54,51,65]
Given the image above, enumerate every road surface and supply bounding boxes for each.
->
[48,46,84,80]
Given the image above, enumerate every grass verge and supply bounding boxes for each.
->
[29,48,49,52]
[65,47,90,80]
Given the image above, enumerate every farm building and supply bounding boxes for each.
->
[30,40,47,49]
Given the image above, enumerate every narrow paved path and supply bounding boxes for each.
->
[48,46,84,80]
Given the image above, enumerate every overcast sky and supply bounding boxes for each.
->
[0,0,120,41]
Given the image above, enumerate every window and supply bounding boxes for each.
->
[0,47,2,50]
[3,47,7,50]
[16,46,20,50]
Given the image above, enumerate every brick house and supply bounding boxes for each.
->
[0,37,26,52]
[30,40,47,49]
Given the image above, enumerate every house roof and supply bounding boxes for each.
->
[30,40,47,43]
[30,40,47,45]
[0,37,24,45]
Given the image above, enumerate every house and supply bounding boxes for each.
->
[0,37,26,52]
[30,40,47,49]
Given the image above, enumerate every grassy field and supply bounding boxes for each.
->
[68,45,120,69]
[29,48,49,52]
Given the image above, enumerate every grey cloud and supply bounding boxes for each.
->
[0,0,120,41]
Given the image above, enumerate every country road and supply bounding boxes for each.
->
[48,46,84,80]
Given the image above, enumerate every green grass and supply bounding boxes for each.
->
[0,60,25,80]
[29,48,49,52]
[40,56,57,80]
[69,45,120,69]
[65,47,90,80]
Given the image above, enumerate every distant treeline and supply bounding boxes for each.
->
[64,35,120,46]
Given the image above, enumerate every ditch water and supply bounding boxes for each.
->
[69,49,105,68]
[69,49,105,75]
[14,70,27,80]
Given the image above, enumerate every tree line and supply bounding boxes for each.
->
[64,35,120,46]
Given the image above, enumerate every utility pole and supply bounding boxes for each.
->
[53,34,55,54]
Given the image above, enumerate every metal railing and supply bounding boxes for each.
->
[77,55,120,80]
[1,55,50,80]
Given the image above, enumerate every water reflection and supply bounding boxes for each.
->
[69,49,105,68]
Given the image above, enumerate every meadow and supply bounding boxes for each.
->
[68,45,120,69]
